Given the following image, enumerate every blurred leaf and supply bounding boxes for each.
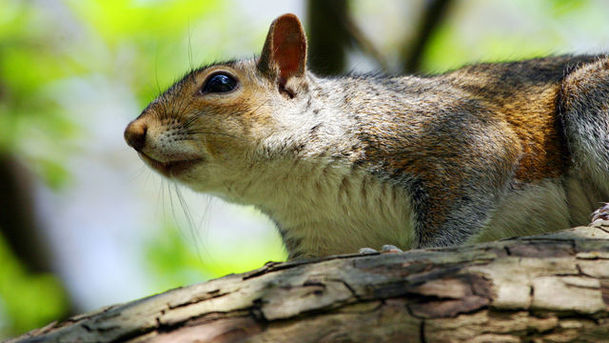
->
[1,48,82,98]
[33,158,71,190]
[0,233,69,338]
[65,0,220,44]
[548,0,588,16]
[145,221,286,291]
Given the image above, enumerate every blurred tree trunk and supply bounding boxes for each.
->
[0,154,51,273]
[0,153,75,319]
[8,225,609,343]
[402,0,454,73]
[0,71,75,319]
[307,0,349,76]
[307,0,455,75]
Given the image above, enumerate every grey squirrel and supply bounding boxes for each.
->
[124,14,609,259]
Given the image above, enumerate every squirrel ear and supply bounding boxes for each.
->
[257,13,307,83]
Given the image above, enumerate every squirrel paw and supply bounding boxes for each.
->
[590,203,609,227]
[358,247,379,255]
[358,245,404,255]
[381,244,404,253]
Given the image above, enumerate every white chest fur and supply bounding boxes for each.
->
[236,161,416,258]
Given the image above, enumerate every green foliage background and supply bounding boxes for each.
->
[1,0,608,338]
[0,0,287,337]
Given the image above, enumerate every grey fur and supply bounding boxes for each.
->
[124,15,609,258]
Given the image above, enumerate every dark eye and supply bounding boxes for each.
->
[201,73,238,94]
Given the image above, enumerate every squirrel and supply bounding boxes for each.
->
[124,13,609,259]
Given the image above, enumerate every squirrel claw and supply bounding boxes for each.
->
[591,203,609,227]
[381,245,404,253]
[358,245,404,255]
[359,247,379,255]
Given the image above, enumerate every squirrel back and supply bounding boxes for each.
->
[125,14,609,258]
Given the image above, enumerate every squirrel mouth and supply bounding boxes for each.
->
[138,153,202,177]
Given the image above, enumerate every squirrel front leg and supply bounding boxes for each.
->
[407,169,512,248]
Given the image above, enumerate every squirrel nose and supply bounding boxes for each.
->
[124,119,147,152]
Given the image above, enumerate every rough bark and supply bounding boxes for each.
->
[8,225,609,343]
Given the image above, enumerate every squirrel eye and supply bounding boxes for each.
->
[201,73,238,94]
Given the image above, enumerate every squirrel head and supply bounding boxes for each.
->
[124,14,320,197]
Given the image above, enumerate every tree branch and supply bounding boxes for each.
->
[8,225,609,342]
